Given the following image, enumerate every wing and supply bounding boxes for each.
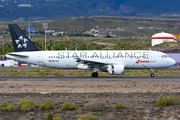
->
[75,58,113,69]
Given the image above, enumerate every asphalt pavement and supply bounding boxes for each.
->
[0,76,179,80]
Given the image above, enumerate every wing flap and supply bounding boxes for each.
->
[76,58,110,65]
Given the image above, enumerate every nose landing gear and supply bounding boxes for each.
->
[150,68,155,77]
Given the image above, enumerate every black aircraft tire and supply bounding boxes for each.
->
[92,72,98,77]
[151,73,155,77]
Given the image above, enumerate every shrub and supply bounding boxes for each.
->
[39,71,47,76]
[77,72,86,76]
[59,73,64,76]
[155,97,167,107]
[114,103,124,109]
[0,103,9,111]
[35,68,40,72]
[17,99,36,112]
[45,112,56,120]
[0,103,16,111]
[53,71,59,76]
[53,117,60,120]
[6,104,16,111]
[78,114,97,120]
[69,73,74,75]
[85,100,106,112]
[166,95,180,105]
[61,101,78,111]
[39,104,50,110]
[39,100,57,110]
[155,95,180,107]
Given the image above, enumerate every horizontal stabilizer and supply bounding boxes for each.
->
[6,53,29,58]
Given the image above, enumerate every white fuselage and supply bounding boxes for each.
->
[6,50,176,70]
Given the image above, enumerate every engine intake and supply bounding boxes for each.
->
[107,64,124,75]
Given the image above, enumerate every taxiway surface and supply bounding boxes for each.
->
[0,76,179,80]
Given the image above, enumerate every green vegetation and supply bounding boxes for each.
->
[39,100,57,110]
[0,103,16,111]
[6,104,16,111]
[155,95,180,107]
[32,18,179,36]
[61,101,78,111]
[0,103,9,111]
[53,117,61,120]
[45,112,56,120]
[0,37,178,55]
[78,114,97,120]
[17,99,36,112]
[0,93,180,119]
[85,100,106,112]
[114,103,125,109]
[1,17,179,55]
[0,68,179,77]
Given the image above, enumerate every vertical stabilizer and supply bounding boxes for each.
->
[8,24,40,52]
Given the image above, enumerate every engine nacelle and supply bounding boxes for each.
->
[77,64,89,70]
[107,64,124,75]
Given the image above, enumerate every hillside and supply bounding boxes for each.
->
[31,17,180,37]
[1,0,180,21]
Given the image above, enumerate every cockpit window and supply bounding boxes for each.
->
[161,55,168,58]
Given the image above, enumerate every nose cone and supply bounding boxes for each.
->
[172,59,176,66]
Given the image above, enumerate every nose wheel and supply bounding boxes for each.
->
[92,72,98,77]
[150,68,155,77]
[151,73,155,77]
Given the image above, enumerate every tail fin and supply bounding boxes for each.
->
[8,24,40,52]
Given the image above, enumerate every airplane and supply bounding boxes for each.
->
[6,24,176,77]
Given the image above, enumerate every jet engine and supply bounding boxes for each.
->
[107,64,124,75]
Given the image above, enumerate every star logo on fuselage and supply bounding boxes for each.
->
[15,35,28,49]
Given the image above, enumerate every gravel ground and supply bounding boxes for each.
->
[0,79,180,93]
[0,79,180,120]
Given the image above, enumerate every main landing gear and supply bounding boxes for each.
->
[150,68,155,77]
[92,68,99,77]
[92,72,98,77]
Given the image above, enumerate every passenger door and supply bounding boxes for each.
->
[150,52,156,62]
